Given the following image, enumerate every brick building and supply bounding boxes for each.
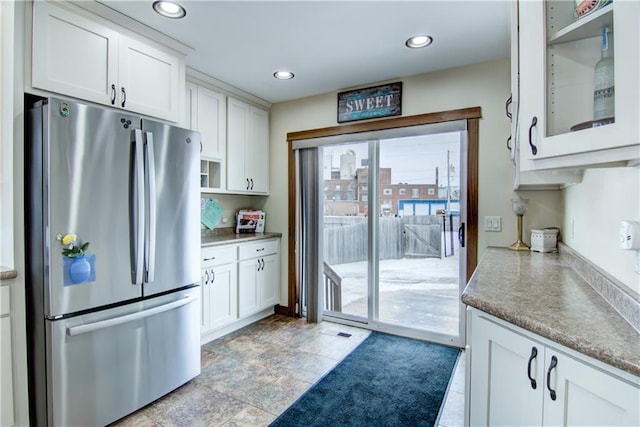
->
[323,166,440,216]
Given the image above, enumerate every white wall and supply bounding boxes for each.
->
[266,59,564,307]
[563,168,640,295]
[200,193,267,231]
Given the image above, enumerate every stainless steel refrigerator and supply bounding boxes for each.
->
[25,97,201,426]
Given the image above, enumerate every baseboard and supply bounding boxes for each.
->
[200,307,275,345]
[274,304,295,317]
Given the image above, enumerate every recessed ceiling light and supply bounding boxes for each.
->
[152,1,186,19]
[405,35,433,49]
[273,71,295,80]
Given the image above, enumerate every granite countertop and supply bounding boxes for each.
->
[462,247,640,377]
[1,266,17,280]
[201,230,282,247]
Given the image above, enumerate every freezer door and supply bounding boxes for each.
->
[42,98,143,317]
[141,120,200,296]
[46,289,200,426]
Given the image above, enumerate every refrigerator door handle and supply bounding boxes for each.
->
[133,129,145,285]
[144,131,157,283]
[66,295,196,336]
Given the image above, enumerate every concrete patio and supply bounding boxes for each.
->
[328,244,461,336]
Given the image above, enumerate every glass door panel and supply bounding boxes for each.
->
[377,134,461,336]
[317,131,464,344]
[321,143,369,321]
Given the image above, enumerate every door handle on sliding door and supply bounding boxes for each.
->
[458,224,465,248]
[144,131,156,283]
[132,129,145,286]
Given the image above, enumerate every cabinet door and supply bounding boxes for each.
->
[32,1,118,106]
[542,348,640,426]
[1,290,14,427]
[469,313,544,426]
[518,0,640,170]
[227,97,250,192]
[197,87,226,161]
[208,264,238,330]
[201,268,212,332]
[118,35,182,122]
[247,107,269,193]
[259,254,279,309]
[238,258,260,318]
[184,82,197,130]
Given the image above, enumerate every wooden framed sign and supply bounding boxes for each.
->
[337,82,402,123]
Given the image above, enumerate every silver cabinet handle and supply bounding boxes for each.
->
[210,270,215,282]
[203,256,216,261]
[67,295,196,336]
[144,131,157,283]
[204,270,209,285]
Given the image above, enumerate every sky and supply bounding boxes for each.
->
[322,131,462,186]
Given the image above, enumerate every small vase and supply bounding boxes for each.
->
[69,255,91,283]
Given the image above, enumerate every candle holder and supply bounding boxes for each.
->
[509,197,530,251]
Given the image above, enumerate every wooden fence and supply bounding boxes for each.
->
[323,215,442,264]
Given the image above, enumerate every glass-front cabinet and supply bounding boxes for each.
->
[518,0,639,172]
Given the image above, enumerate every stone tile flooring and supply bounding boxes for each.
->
[113,315,465,427]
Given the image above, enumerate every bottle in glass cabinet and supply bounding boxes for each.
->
[593,27,614,120]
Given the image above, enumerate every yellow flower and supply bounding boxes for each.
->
[61,234,77,245]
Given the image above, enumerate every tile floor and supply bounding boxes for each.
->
[113,315,465,427]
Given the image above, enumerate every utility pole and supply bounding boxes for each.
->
[446,150,451,213]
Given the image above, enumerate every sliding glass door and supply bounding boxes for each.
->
[322,142,370,322]
[319,131,465,345]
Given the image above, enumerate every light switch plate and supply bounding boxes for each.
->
[484,216,502,232]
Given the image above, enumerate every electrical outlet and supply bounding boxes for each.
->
[484,216,502,232]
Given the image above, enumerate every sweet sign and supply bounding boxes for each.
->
[337,82,402,123]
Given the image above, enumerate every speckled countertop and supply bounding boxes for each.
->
[201,230,282,247]
[462,247,640,377]
[1,266,17,280]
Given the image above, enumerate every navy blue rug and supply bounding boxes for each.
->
[270,331,460,427]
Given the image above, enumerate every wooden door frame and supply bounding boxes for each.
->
[275,107,481,317]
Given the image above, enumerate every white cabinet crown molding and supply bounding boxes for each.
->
[66,0,193,57]
[186,67,271,110]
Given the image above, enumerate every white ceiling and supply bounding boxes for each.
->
[99,1,511,104]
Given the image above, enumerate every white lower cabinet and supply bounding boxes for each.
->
[238,239,280,318]
[1,284,14,426]
[201,245,237,334]
[468,308,639,426]
[200,238,280,342]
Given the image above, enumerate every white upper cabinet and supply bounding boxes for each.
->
[194,86,226,161]
[227,97,269,194]
[32,2,118,107]
[32,1,184,122]
[510,2,583,190]
[517,0,639,171]
[116,35,181,122]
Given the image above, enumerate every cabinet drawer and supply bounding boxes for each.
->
[238,239,278,260]
[202,245,237,267]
